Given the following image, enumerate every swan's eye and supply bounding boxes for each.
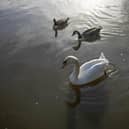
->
[63,60,67,65]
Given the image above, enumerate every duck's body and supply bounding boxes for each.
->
[62,52,109,86]
[82,26,102,40]
[53,17,69,37]
[72,26,103,50]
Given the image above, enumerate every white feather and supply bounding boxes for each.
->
[63,52,109,86]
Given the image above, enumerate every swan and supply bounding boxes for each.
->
[62,52,109,86]
[53,17,70,37]
[72,26,103,50]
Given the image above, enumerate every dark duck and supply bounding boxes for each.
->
[53,17,70,38]
[72,26,103,50]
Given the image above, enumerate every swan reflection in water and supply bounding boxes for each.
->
[66,74,110,129]
[65,73,108,107]
[65,64,118,129]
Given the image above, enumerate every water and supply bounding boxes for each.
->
[0,0,129,128]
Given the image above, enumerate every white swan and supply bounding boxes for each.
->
[62,52,109,86]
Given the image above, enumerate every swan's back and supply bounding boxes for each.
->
[76,52,109,85]
[80,59,105,71]
[78,61,107,85]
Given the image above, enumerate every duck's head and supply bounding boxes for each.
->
[62,56,79,68]
[98,26,103,30]
[72,31,79,36]
[53,18,57,25]
[72,31,81,39]
[53,18,57,30]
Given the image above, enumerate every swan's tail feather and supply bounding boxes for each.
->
[99,52,105,59]
[99,52,109,63]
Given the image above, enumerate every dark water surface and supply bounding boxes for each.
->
[1,0,129,129]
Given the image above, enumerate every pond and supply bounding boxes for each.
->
[0,0,129,129]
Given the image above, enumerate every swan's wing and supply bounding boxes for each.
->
[80,52,109,72]
[80,59,104,72]
[79,62,106,84]
[99,52,105,59]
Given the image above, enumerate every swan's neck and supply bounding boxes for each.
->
[71,61,80,81]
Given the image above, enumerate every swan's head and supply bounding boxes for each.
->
[62,56,79,69]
